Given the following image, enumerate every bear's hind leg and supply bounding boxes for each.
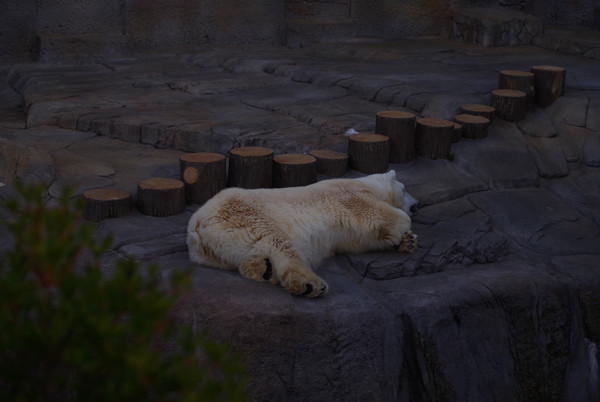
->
[239,255,279,285]
[239,255,328,297]
[276,258,328,298]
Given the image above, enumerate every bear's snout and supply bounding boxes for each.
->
[405,191,419,215]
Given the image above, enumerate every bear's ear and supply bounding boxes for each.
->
[385,170,397,180]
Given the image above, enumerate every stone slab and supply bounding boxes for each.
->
[0,138,56,183]
[392,159,488,206]
[546,91,589,127]
[453,120,540,188]
[518,107,557,137]
[469,188,600,255]
[526,136,569,178]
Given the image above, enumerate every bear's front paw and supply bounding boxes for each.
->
[397,231,418,253]
[281,268,328,298]
[239,255,279,285]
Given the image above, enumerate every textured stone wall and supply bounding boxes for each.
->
[0,0,597,63]
[1,0,38,63]
[471,0,600,28]
[353,0,469,38]
[0,0,285,63]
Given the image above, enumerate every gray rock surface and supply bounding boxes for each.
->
[1,37,599,401]
[453,7,543,47]
[518,107,557,138]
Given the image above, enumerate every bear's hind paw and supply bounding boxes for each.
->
[281,268,328,298]
[397,231,418,253]
[239,255,279,284]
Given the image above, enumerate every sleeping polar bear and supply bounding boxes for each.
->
[187,170,418,298]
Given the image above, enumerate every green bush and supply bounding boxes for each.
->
[0,181,249,401]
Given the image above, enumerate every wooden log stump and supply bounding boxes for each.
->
[228,146,274,189]
[498,70,535,109]
[308,149,348,177]
[83,188,131,222]
[454,114,490,139]
[137,177,185,217]
[460,103,496,122]
[452,122,463,143]
[531,65,566,107]
[273,154,317,188]
[179,152,226,205]
[374,110,416,163]
[491,89,527,122]
[415,118,454,160]
[348,133,390,174]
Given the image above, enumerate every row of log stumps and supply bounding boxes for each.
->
[82,65,566,220]
[370,111,462,163]
[81,146,354,221]
[354,65,567,168]
[227,147,349,188]
[82,177,187,221]
[491,65,566,121]
[174,65,569,202]
[348,113,463,169]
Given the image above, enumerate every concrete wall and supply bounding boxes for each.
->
[353,0,469,39]
[0,0,597,64]
[2,0,38,63]
[0,0,285,63]
[471,0,600,28]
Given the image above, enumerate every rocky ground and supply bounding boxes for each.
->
[1,36,599,401]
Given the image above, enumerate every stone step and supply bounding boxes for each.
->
[533,26,600,59]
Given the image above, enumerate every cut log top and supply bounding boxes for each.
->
[461,103,495,113]
[491,89,526,98]
[417,117,455,128]
[531,65,567,72]
[83,188,130,201]
[454,114,490,125]
[350,133,389,142]
[376,110,416,119]
[230,146,273,157]
[499,70,534,77]
[182,167,199,184]
[138,177,184,190]
[180,152,225,163]
[309,149,348,160]
[274,154,316,164]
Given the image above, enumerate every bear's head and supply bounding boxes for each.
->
[381,170,420,216]
[356,171,420,215]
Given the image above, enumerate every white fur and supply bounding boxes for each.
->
[187,170,417,297]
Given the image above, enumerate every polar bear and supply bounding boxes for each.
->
[187,170,418,297]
